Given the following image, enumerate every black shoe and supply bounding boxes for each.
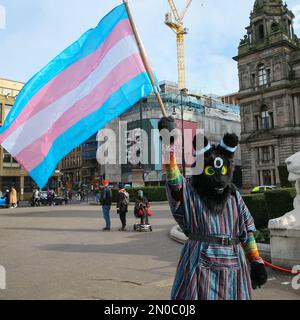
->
[102,228,111,231]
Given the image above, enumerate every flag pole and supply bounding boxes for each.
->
[123,0,168,117]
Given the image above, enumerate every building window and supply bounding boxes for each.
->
[271,23,279,33]
[4,105,12,119]
[263,170,272,185]
[3,149,11,163]
[258,64,267,86]
[251,73,256,88]
[255,115,260,130]
[261,110,270,129]
[258,24,265,40]
[260,105,274,130]
[24,177,37,193]
[2,149,19,167]
[262,147,270,163]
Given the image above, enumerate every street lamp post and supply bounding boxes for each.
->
[172,89,188,177]
[180,90,186,177]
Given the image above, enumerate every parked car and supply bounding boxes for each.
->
[0,196,8,208]
[251,186,278,194]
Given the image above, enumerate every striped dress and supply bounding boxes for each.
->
[167,178,256,300]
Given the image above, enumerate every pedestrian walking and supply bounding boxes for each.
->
[100,180,112,231]
[47,189,55,206]
[9,186,18,209]
[68,189,73,202]
[64,189,69,204]
[31,189,40,207]
[116,183,129,231]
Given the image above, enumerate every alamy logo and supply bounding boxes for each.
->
[0,4,6,30]
[0,266,6,290]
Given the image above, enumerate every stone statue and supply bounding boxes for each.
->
[269,151,300,229]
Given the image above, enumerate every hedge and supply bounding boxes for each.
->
[108,186,296,230]
[111,187,168,203]
[243,188,296,229]
[243,194,268,229]
[263,190,294,219]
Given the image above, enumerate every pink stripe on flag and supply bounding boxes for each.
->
[14,53,146,172]
[0,19,133,144]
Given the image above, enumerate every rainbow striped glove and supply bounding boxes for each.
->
[243,233,268,289]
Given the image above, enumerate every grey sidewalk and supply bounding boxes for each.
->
[0,203,299,300]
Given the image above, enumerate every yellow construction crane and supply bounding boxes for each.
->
[165,0,192,92]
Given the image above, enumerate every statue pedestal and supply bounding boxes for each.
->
[269,227,300,268]
[268,151,300,268]
[131,169,144,188]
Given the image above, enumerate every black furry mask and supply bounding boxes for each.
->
[192,133,239,214]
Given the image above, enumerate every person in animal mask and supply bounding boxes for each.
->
[158,116,267,301]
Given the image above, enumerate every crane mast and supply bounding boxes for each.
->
[165,0,192,91]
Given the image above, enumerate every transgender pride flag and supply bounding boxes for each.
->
[0,4,154,188]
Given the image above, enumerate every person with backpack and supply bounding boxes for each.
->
[100,180,112,231]
[116,183,129,231]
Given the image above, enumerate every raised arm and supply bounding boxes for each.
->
[158,117,183,194]
[237,192,268,290]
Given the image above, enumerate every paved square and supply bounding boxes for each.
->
[0,203,299,300]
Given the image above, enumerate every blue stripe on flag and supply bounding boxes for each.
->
[0,4,127,134]
[29,72,153,188]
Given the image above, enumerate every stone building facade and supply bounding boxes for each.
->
[234,0,300,189]
[0,79,29,199]
[0,78,61,198]
[59,146,82,190]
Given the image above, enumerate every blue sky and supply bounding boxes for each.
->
[0,0,299,95]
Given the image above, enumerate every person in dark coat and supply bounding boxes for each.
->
[100,180,112,231]
[116,183,129,231]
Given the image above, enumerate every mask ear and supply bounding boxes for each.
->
[218,133,239,158]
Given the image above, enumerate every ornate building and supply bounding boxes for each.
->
[1,79,61,198]
[234,0,300,189]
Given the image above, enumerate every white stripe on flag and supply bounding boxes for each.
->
[2,35,138,156]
